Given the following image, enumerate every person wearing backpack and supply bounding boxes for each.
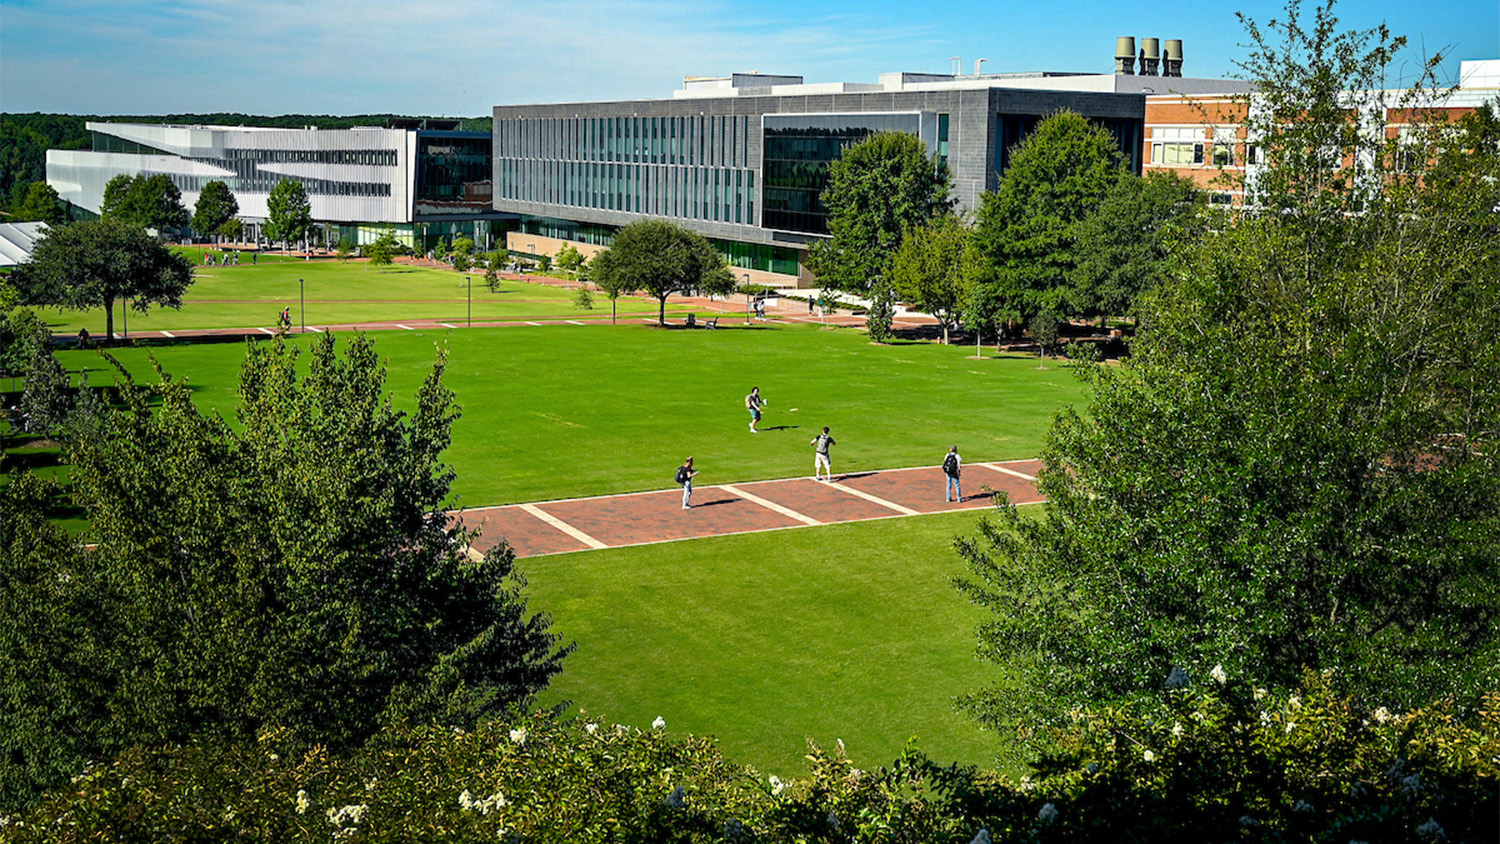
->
[676,456,699,509]
[811,427,836,481]
[745,387,766,433]
[943,445,963,502]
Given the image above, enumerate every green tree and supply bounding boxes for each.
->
[99,173,135,221]
[587,220,734,325]
[888,215,971,344]
[18,344,72,438]
[805,132,953,295]
[864,282,896,343]
[264,179,312,252]
[555,243,585,279]
[0,334,571,808]
[125,173,189,236]
[955,0,1500,728]
[365,230,397,271]
[971,111,1128,330]
[191,180,239,240]
[451,236,476,272]
[11,181,65,224]
[12,218,194,340]
[1073,171,1206,321]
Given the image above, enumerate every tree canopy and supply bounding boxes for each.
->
[100,174,189,236]
[887,214,972,344]
[587,220,734,325]
[970,111,1127,331]
[264,179,312,250]
[955,0,1500,729]
[191,179,239,238]
[805,132,953,295]
[11,181,65,224]
[1072,171,1207,320]
[0,333,571,808]
[12,218,194,339]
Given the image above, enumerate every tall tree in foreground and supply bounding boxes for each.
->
[12,218,194,339]
[0,333,572,809]
[588,220,735,325]
[955,0,1500,731]
[1072,171,1207,321]
[264,178,312,252]
[805,132,953,295]
[191,179,239,240]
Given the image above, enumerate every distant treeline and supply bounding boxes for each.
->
[0,113,493,216]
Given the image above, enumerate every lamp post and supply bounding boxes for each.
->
[466,276,472,328]
[299,278,305,334]
[122,297,128,340]
[743,273,751,324]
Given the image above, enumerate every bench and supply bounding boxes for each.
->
[705,318,718,330]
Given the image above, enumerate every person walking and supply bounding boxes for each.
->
[745,386,766,433]
[811,426,836,481]
[943,445,963,502]
[676,456,699,508]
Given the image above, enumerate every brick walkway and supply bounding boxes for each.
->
[454,459,1045,559]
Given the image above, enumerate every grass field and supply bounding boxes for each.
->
[28,258,671,333]
[524,509,1026,776]
[15,288,1088,777]
[51,321,1088,507]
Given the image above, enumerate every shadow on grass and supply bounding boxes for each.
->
[761,425,800,432]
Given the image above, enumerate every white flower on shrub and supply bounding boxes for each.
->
[1289,695,1302,710]
[364,778,378,792]
[295,790,311,815]
[509,728,527,745]
[1285,720,1296,734]
[1038,803,1059,824]
[1171,722,1184,738]
[1142,750,1156,763]
[459,789,475,810]
[1373,707,1392,724]
[472,792,508,815]
[326,804,367,826]
[652,716,666,730]
[585,722,598,735]
[768,775,785,795]
[1254,687,1267,701]
[1210,664,1227,684]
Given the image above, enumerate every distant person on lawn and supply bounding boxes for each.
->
[943,445,963,502]
[811,427,836,481]
[745,387,765,433]
[676,456,699,509]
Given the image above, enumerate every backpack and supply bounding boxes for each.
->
[675,465,690,485]
[943,453,959,476]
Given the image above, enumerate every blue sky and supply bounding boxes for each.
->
[1,0,1495,116]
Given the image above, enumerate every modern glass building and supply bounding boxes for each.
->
[493,70,1178,285]
[47,121,510,251]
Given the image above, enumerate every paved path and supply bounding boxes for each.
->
[453,458,1045,559]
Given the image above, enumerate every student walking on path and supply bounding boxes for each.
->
[745,387,766,433]
[811,427,836,481]
[943,445,963,502]
[676,457,699,508]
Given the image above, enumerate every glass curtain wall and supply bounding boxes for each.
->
[761,113,923,235]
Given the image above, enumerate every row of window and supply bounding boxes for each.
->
[497,159,755,225]
[496,115,752,169]
[223,148,399,166]
[1150,141,1261,167]
[166,169,393,199]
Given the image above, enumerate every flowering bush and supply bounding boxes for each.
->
[6,676,1496,842]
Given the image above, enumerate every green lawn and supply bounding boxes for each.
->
[30,258,669,333]
[524,509,1026,777]
[53,322,1087,507]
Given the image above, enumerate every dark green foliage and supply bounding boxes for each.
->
[10,182,65,225]
[0,115,89,217]
[18,346,71,438]
[972,111,1128,328]
[11,218,194,340]
[956,2,1500,724]
[588,219,735,324]
[0,307,50,380]
[1072,171,1206,319]
[98,173,133,221]
[0,333,570,812]
[805,132,954,295]
[191,179,239,238]
[11,677,1497,841]
[365,230,397,269]
[1027,310,1059,365]
[264,179,312,249]
[98,173,189,235]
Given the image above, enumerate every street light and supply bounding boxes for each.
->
[466,276,472,328]
[743,273,751,324]
[299,278,305,334]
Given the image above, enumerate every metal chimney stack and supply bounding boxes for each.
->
[1115,36,1136,75]
[1163,39,1183,77]
[1140,38,1161,76]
